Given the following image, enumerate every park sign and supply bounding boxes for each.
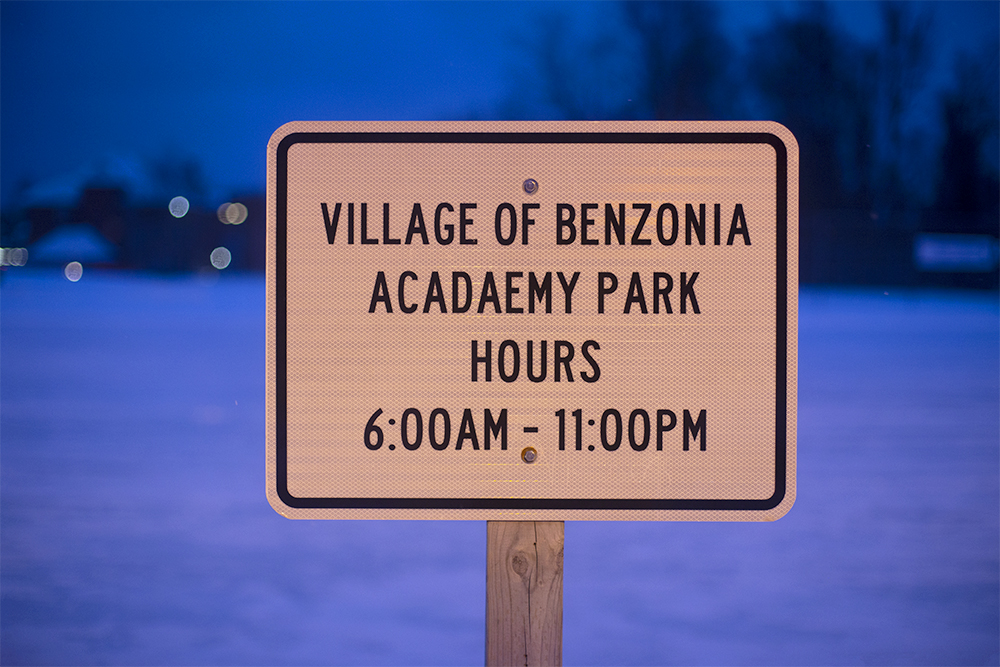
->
[266,121,797,521]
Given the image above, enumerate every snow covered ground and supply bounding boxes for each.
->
[2,270,997,666]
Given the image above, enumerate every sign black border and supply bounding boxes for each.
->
[273,131,790,512]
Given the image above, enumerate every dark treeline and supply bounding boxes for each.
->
[0,154,266,274]
[503,1,999,288]
[2,2,996,287]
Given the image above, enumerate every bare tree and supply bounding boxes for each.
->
[931,43,1000,233]
[621,1,736,120]
[508,2,735,121]
[747,3,873,210]
[868,2,934,217]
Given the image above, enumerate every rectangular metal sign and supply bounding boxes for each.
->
[266,121,797,521]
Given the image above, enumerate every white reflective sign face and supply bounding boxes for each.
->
[266,121,798,521]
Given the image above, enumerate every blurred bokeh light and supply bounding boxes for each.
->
[210,246,232,269]
[216,202,247,225]
[168,196,190,219]
[63,261,83,281]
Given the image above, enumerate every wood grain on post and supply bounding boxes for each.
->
[486,521,564,666]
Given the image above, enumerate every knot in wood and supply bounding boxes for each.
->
[510,552,530,576]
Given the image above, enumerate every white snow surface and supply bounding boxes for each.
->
[1,270,997,666]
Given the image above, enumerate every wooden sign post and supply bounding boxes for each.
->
[486,521,564,666]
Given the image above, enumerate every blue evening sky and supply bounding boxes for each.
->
[1,1,996,206]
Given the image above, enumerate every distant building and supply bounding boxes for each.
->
[2,156,265,273]
[30,223,118,266]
